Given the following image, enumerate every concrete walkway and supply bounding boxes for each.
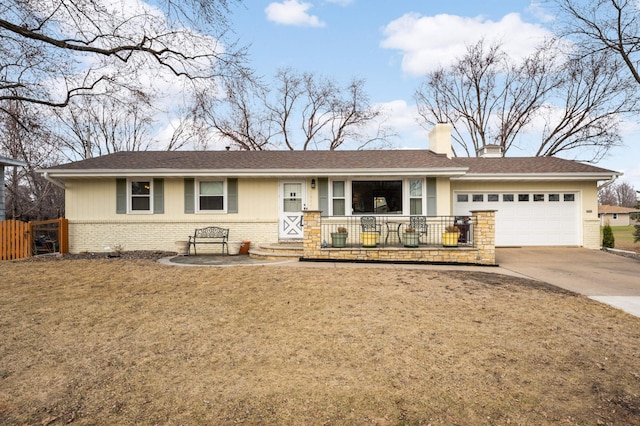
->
[496,247,640,317]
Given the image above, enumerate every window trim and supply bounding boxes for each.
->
[328,177,426,216]
[195,178,227,213]
[127,178,153,214]
[408,179,424,215]
[331,180,347,216]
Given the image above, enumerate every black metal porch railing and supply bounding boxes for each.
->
[320,215,475,249]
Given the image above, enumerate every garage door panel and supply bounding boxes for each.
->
[454,192,580,246]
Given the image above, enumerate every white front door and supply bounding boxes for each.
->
[279,181,305,240]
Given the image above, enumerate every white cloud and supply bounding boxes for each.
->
[380,12,553,75]
[526,1,555,23]
[376,100,428,149]
[265,0,326,27]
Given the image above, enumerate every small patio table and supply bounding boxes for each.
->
[385,221,403,245]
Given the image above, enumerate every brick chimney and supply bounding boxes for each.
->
[428,123,452,158]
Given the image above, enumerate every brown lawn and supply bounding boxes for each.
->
[1,256,639,425]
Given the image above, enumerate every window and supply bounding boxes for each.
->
[457,194,469,202]
[472,194,484,202]
[352,180,402,214]
[409,179,423,215]
[332,181,346,216]
[130,180,152,212]
[198,180,225,212]
[488,194,499,202]
[533,194,544,202]
[564,194,575,202]
[613,213,618,220]
[503,194,514,202]
[549,194,560,202]
[117,178,163,214]
[518,194,529,202]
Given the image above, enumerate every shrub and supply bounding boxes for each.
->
[634,224,640,243]
[602,223,615,248]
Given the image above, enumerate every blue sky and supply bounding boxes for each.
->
[226,0,640,190]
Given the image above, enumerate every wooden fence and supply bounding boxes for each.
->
[0,218,69,261]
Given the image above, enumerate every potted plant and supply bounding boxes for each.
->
[361,230,378,248]
[442,225,460,247]
[403,227,420,248]
[331,226,348,248]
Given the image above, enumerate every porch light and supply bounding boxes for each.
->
[311,179,316,189]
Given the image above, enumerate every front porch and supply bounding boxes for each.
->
[302,210,496,265]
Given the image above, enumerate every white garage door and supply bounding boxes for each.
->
[454,191,581,246]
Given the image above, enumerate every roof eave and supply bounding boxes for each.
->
[39,167,470,178]
[0,157,27,167]
[451,172,621,181]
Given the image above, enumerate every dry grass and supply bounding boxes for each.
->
[1,257,639,425]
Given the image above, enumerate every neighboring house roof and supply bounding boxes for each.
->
[40,150,619,180]
[598,205,640,214]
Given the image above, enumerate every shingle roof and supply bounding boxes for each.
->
[44,150,459,171]
[452,157,616,175]
[42,149,619,178]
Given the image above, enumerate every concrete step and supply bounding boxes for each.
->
[249,243,303,261]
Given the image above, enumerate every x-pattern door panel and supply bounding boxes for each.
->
[279,182,304,239]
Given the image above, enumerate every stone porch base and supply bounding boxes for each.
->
[302,210,496,265]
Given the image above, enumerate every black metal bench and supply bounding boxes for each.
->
[188,226,229,255]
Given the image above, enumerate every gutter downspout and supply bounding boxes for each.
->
[597,174,620,226]
[43,172,66,189]
[597,174,619,191]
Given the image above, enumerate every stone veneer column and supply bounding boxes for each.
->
[470,210,496,265]
[302,210,322,259]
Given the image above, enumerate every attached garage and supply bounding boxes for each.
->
[453,191,581,246]
[450,156,618,249]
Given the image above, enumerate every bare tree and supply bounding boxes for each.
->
[0,100,64,220]
[200,78,274,151]
[415,39,638,161]
[0,0,247,120]
[52,91,155,160]
[615,182,638,207]
[534,52,638,161]
[205,68,392,150]
[551,0,640,85]
[599,184,618,206]
[598,181,638,207]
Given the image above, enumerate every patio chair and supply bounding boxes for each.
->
[409,216,428,244]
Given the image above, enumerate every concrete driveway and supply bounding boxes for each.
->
[497,247,640,317]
